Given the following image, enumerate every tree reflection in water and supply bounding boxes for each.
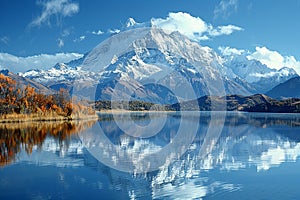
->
[0,120,96,166]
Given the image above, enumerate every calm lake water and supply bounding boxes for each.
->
[1,112,300,200]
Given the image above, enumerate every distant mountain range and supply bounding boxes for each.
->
[2,69,300,113]
[0,27,298,104]
[0,69,52,94]
[169,94,300,113]
[266,76,300,99]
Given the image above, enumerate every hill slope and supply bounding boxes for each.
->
[1,69,52,94]
[266,76,300,99]
[169,94,300,113]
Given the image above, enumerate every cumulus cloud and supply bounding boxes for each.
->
[247,47,285,70]
[214,0,239,19]
[151,12,209,41]
[92,30,104,35]
[246,46,300,74]
[30,0,79,27]
[150,12,243,42]
[218,46,245,56]
[209,25,243,36]
[0,52,83,73]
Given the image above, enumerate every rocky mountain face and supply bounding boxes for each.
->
[18,28,298,104]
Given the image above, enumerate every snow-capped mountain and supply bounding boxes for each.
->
[19,57,100,92]
[222,54,298,92]
[19,27,298,103]
[76,28,254,103]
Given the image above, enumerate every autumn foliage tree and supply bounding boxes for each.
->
[0,73,94,118]
[0,73,17,114]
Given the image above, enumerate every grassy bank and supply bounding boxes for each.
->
[0,112,98,123]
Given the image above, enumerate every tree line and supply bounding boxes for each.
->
[0,73,94,118]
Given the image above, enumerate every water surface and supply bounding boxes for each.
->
[1,112,300,199]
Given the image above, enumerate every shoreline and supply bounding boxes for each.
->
[97,109,176,113]
[97,109,300,114]
[0,113,98,123]
[2,110,300,123]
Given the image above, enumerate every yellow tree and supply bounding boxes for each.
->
[0,74,17,114]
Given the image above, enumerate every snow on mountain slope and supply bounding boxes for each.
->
[21,63,86,83]
[19,26,298,102]
[76,28,251,102]
[19,62,101,92]
[252,67,298,92]
[221,53,298,92]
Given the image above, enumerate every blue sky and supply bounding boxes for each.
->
[1,0,300,73]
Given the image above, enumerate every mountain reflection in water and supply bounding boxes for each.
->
[1,112,300,199]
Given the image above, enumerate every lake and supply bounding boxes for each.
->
[1,112,300,199]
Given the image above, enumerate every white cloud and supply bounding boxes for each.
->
[57,38,64,48]
[0,36,9,44]
[218,46,245,56]
[30,0,79,27]
[108,29,121,34]
[92,30,104,35]
[79,36,85,40]
[250,68,292,79]
[283,56,300,75]
[247,46,300,74]
[219,46,300,75]
[150,12,243,42]
[209,25,243,37]
[214,0,239,19]
[247,47,285,70]
[73,35,86,42]
[0,52,83,73]
[151,12,209,41]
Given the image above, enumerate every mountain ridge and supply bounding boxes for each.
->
[168,93,300,113]
[0,69,52,94]
[266,76,300,99]
[17,28,298,103]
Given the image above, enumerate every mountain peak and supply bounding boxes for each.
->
[278,66,297,75]
[54,63,68,70]
[0,69,9,76]
[18,27,300,103]
[126,18,137,28]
